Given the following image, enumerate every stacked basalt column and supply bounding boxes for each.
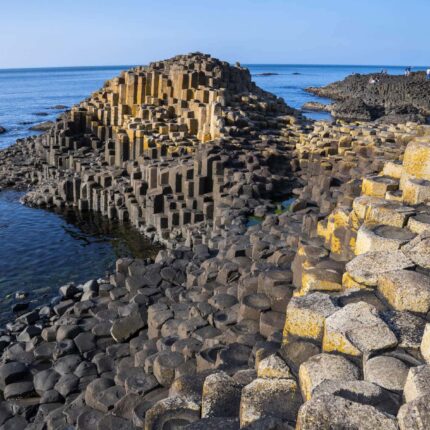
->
[65,53,254,169]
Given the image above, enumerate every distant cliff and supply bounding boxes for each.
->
[307,72,430,123]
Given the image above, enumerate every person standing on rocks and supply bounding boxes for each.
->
[427,68,430,80]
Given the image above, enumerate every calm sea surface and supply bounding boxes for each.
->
[0,63,424,318]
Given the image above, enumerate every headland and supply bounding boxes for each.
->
[307,71,430,123]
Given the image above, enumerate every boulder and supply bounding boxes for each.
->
[145,396,200,430]
[240,378,302,426]
[110,310,146,342]
[297,394,399,429]
[312,379,399,415]
[283,293,338,342]
[299,353,360,401]
[364,356,409,393]
[397,394,430,430]
[201,372,241,418]
[345,251,414,286]
[403,365,430,403]
[377,270,430,313]
[323,302,397,356]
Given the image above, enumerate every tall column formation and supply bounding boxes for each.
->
[15,52,294,240]
[68,53,254,169]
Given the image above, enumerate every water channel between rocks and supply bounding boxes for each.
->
[0,190,162,324]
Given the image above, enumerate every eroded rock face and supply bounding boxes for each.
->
[0,52,430,429]
[307,72,430,123]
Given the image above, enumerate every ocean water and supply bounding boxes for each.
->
[0,191,161,323]
[0,63,425,317]
[0,65,131,149]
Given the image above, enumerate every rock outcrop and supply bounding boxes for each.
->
[307,72,430,123]
[0,53,430,429]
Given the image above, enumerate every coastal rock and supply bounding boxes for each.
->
[0,52,430,428]
[298,353,360,401]
[29,121,54,131]
[239,378,302,426]
[297,394,399,429]
[307,72,430,122]
[301,102,331,112]
[364,356,409,393]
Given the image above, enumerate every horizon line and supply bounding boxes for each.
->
[0,62,427,72]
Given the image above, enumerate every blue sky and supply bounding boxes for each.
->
[0,0,429,68]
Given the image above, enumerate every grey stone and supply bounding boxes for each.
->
[364,355,409,393]
[202,371,242,418]
[297,394,398,429]
[110,311,146,342]
[397,394,430,430]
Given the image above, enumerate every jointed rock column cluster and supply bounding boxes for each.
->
[0,53,430,429]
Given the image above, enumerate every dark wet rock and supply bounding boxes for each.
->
[184,417,240,429]
[307,71,430,122]
[76,408,104,429]
[255,73,280,77]
[145,396,201,430]
[34,369,60,394]
[302,102,331,112]
[12,302,29,312]
[111,310,146,342]
[54,373,79,397]
[0,362,29,388]
[0,402,13,425]
[1,415,28,430]
[4,380,34,399]
[29,121,54,131]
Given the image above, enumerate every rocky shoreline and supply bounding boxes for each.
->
[0,53,430,429]
[306,71,430,124]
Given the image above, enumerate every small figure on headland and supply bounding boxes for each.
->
[427,68,430,80]
[405,67,412,76]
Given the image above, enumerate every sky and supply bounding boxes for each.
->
[0,0,429,68]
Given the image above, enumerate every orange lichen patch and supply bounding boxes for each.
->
[322,328,361,357]
[402,139,430,181]
[342,272,367,290]
[361,176,398,198]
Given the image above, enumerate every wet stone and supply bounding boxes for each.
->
[0,362,28,388]
[4,380,34,399]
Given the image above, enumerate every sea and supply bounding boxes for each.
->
[0,63,425,319]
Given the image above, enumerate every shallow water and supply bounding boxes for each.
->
[0,191,161,323]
